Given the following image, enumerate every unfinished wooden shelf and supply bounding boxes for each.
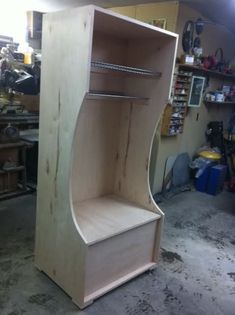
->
[74,194,161,245]
[35,5,178,309]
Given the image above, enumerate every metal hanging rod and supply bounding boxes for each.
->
[91,61,161,78]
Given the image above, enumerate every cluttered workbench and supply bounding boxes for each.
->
[0,36,40,199]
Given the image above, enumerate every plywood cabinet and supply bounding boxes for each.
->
[35,5,178,308]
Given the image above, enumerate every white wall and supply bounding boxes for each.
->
[0,1,26,42]
[0,0,80,43]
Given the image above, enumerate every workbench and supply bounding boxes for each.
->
[0,141,28,200]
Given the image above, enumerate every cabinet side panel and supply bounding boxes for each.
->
[35,7,93,304]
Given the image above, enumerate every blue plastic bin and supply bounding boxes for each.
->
[207,164,227,195]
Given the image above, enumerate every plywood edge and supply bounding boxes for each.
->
[35,238,87,307]
[153,216,164,262]
[43,4,94,21]
[150,193,165,217]
[73,296,94,310]
[86,215,160,246]
[34,261,42,272]
[70,191,88,245]
[72,194,161,245]
[83,262,156,307]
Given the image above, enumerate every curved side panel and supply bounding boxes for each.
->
[69,96,99,244]
[113,36,178,213]
[35,6,94,307]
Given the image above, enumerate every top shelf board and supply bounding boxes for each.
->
[91,61,162,79]
[178,64,235,82]
[175,73,192,77]
[0,141,26,150]
[93,6,178,40]
[175,79,191,84]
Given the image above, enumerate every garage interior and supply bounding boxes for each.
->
[0,1,235,314]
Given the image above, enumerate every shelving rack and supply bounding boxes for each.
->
[161,67,192,136]
[178,64,235,82]
[35,5,178,308]
[204,100,235,106]
[177,65,235,108]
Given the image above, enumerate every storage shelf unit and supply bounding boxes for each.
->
[178,65,235,108]
[204,100,235,106]
[161,67,192,136]
[0,165,25,174]
[176,79,190,83]
[178,64,235,82]
[35,5,177,309]
[0,141,27,199]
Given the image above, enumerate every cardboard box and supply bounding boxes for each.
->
[181,54,195,65]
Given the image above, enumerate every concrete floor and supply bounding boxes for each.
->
[0,190,235,315]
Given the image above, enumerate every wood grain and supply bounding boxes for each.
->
[74,194,160,244]
[35,5,178,309]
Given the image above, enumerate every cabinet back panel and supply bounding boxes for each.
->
[90,32,127,93]
[71,99,121,203]
[114,37,178,207]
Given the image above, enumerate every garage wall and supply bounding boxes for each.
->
[111,1,179,32]
[111,2,235,194]
[153,4,235,193]
[176,4,235,60]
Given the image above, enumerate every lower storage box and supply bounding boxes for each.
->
[84,221,157,303]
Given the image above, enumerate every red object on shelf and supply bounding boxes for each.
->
[203,55,217,70]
